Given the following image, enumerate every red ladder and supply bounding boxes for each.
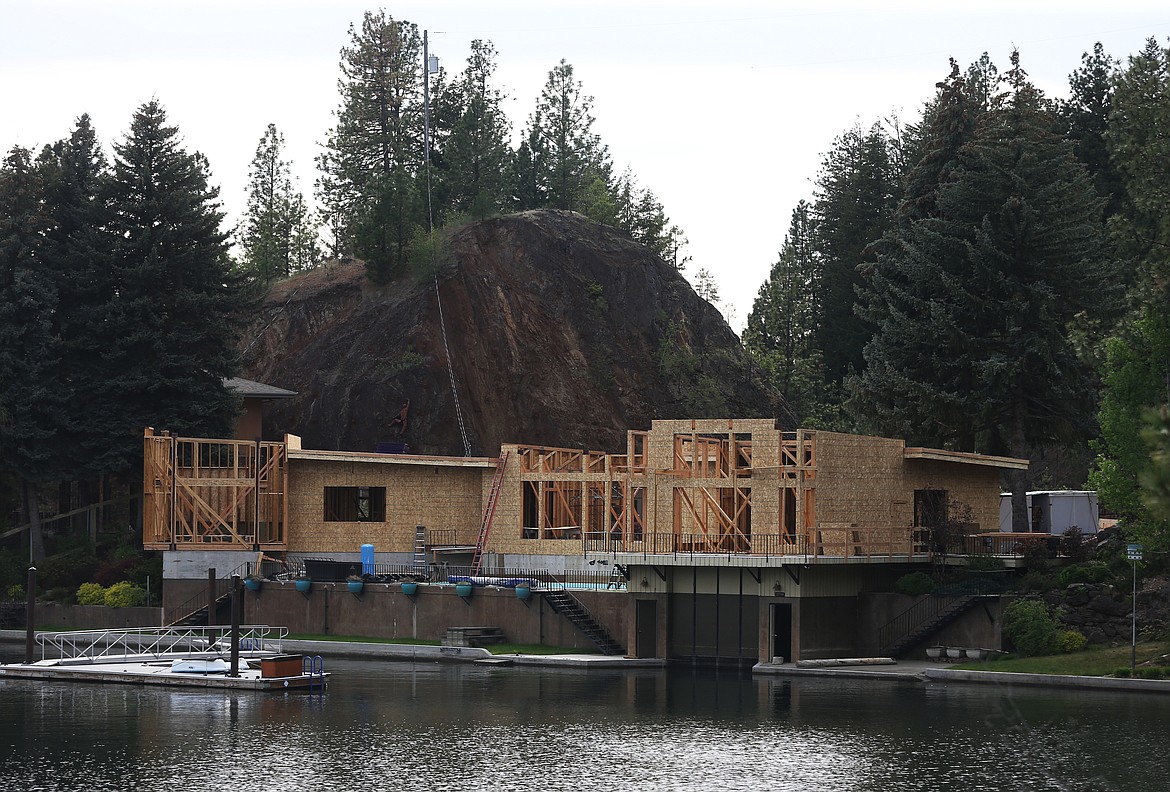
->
[471,452,510,575]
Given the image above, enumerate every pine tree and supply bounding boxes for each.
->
[0,146,60,561]
[239,123,318,283]
[1058,43,1123,220]
[611,168,689,269]
[743,201,830,425]
[521,60,612,214]
[442,40,512,220]
[811,122,898,385]
[38,115,113,481]
[852,52,1120,530]
[93,100,245,471]
[1090,38,1170,547]
[317,11,424,282]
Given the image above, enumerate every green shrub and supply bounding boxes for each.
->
[894,572,935,597]
[1017,571,1057,593]
[76,582,106,606]
[102,581,145,608]
[1058,562,1110,587]
[1114,667,1131,678]
[1002,599,1060,657]
[1137,667,1167,680]
[6,583,25,600]
[1056,629,1088,653]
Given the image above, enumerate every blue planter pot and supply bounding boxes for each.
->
[347,580,364,595]
[401,582,419,596]
[295,579,312,594]
[455,582,473,598]
[515,585,531,600]
[244,578,262,592]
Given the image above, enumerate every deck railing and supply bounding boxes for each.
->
[261,557,625,589]
[586,530,1073,560]
[36,625,287,662]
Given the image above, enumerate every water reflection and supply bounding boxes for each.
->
[3,658,1169,791]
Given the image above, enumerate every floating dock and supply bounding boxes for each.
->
[0,626,327,691]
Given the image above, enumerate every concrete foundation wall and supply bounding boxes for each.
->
[33,604,163,631]
[230,582,628,652]
[858,592,1004,658]
[797,596,859,659]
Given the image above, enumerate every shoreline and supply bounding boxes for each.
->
[6,630,1169,690]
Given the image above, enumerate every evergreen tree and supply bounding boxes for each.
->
[38,115,112,481]
[611,168,689,269]
[1090,38,1170,546]
[0,146,60,561]
[93,100,245,471]
[442,40,511,220]
[851,53,1120,530]
[743,201,832,425]
[811,121,898,385]
[239,123,318,283]
[1107,37,1170,287]
[317,11,424,282]
[521,60,612,214]
[1058,43,1123,220]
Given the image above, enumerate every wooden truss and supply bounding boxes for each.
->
[514,427,824,556]
[143,428,287,551]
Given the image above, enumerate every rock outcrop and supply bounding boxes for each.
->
[241,210,784,455]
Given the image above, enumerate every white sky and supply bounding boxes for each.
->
[3,1,1168,331]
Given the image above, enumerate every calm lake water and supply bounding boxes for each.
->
[2,653,1168,791]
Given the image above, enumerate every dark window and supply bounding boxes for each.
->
[324,486,386,522]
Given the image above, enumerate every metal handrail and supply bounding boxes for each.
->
[164,562,252,625]
[35,625,287,662]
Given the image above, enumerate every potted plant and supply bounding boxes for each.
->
[946,646,964,660]
[926,645,944,660]
[401,581,419,596]
[454,581,473,598]
[346,575,364,595]
[295,574,312,595]
[244,574,263,592]
[515,582,532,601]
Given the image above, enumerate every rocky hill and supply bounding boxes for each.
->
[240,210,784,456]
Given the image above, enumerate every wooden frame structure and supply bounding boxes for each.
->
[503,420,1021,560]
[143,428,287,551]
[509,421,819,556]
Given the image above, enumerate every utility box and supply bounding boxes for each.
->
[999,491,1099,534]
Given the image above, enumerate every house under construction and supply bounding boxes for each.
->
[144,418,1026,664]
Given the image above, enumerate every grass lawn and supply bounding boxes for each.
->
[286,634,440,646]
[951,640,1170,676]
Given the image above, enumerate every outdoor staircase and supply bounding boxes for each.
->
[470,452,510,575]
[168,589,233,627]
[542,589,625,656]
[878,574,1007,658]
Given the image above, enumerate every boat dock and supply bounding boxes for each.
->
[0,626,328,691]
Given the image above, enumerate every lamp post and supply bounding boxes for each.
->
[1127,543,1142,674]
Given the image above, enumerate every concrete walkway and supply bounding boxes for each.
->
[754,656,1170,694]
[1,630,664,670]
[280,637,665,668]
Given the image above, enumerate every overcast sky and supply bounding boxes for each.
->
[3,1,1168,330]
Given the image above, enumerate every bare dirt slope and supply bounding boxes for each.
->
[241,210,784,455]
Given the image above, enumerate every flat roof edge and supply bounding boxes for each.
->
[904,447,1029,470]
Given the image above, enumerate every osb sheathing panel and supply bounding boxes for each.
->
[287,459,485,553]
[814,431,1001,537]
